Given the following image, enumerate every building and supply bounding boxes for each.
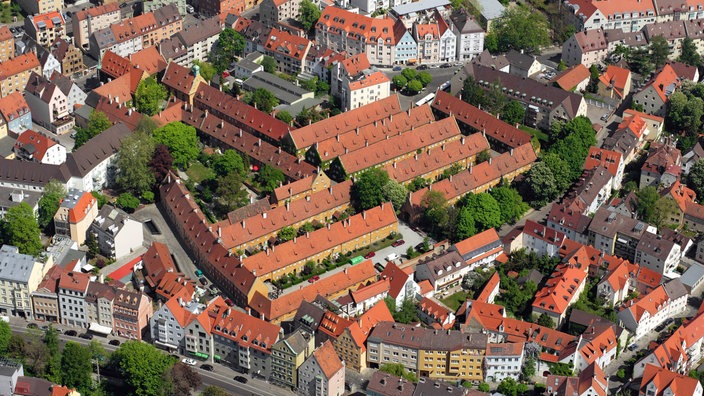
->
[552,64,591,92]
[14,377,78,396]
[562,0,658,32]
[263,28,311,75]
[640,140,681,188]
[113,289,152,340]
[0,52,42,98]
[241,71,315,105]
[192,0,246,18]
[640,364,703,396]
[24,72,74,135]
[162,62,207,106]
[58,271,91,327]
[633,64,680,116]
[597,65,632,102]
[634,231,683,276]
[484,342,524,382]
[158,17,221,68]
[332,300,394,371]
[545,363,608,396]
[449,8,484,61]
[13,130,66,165]
[150,293,202,353]
[331,54,390,111]
[504,221,566,258]
[618,279,688,340]
[297,340,345,396]
[24,11,65,47]
[137,242,177,291]
[531,261,588,327]
[0,26,12,63]
[0,245,51,318]
[390,0,451,29]
[49,72,87,114]
[583,147,625,190]
[89,205,144,260]
[505,50,542,78]
[31,265,64,323]
[562,29,609,67]
[84,281,115,336]
[417,297,454,329]
[414,23,441,65]
[72,3,121,50]
[53,189,98,245]
[16,0,62,17]
[51,39,85,77]
[260,0,303,27]
[468,0,504,31]
[144,0,187,17]
[270,330,314,389]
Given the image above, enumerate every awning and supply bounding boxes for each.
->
[89,322,112,335]
[214,355,222,360]
[193,352,209,359]
[154,340,178,350]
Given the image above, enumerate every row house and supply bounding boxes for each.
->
[263,28,311,75]
[13,130,66,165]
[331,53,391,111]
[16,0,62,17]
[31,265,64,323]
[241,204,398,282]
[271,172,332,207]
[303,47,345,83]
[24,72,74,134]
[617,279,688,340]
[367,322,488,382]
[417,297,455,330]
[640,139,681,188]
[597,65,632,103]
[597,260,661,306]
[89,205,144,260]
[58,271,90,328]
[151,292,205,353]
[0,245,52,318]
[367,372,468,396]
[640,364,703,396]
[562,0,658,33]
[634,229,685,277]
[72,3,121,50]
[0,52,42,98]
[584,147,625,190]
[531,261,589,327]
[587,207,653,262]
[633,63,681,117]
[332,301,394,372]
[449,8,485,61]
[49,72,87,114]
[0,26,14,63]
[84,282,115,336]
[183,296,230,361]
[389,0,452,29]
[51,39,85,77]
[159,17,222,68]
[484,342,524,382]
[503,220,566,258]
[24,11,65,47]
[270,329,314,389]
[561,29,608,67]
[297,341,345,396]
[192,0,246,18]
[563,167,615,216]
[565,324,618,372]
[603,114,647,164]
[260,0,303,28]
[414,23,441,65]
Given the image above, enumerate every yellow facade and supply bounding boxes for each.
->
[417,347,485,382]
[334,329,365,371]
[0,65,42,97]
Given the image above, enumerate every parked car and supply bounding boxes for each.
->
[234,376,248,384]
[392,240,405,247]
[375,263,386,273]
[182,358,197,366]
[664,318,675,326]
[393,66,403,71]
[199,277,208,286]
[200,364,214,371]
[628,344,638,351]
[224,298,234,306]
[440,63,452,68]
[27,323,38,329]
[364,252,376,259]
[109,339,121,346]
[79,333,93,340]
[64,330,77,337]
[417,65,429,70]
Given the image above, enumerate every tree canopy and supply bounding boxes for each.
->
[275,110,293,124]
[117,131,156,196]
[249,88,279,113]
[61,342,92,394]
[111,341,176,396]
[211,28,245,73]
[523,162,558,207]
[1,202,42,256]
[490,186,530,224]
[383,179,408,212]
[501,101,526,125]
[679,37,702,67]
[153,122,200,169]
[261,56,277,73]
[74,110,111,149]
[460,192,502,231]
[379,363,418,383]
[212,149,246,178]
[149,144,174,183]
[37,180,66,232]
[215,173,249,217]
[649,35,671,70]
[489,6,550,54]
[255,164,286,193]
[688,159,704,200]
[135,77,167,116]
[299,0,321,31]
[351,168,390,211]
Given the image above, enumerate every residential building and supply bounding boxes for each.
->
[51,39,85,76]
[270,330,314,389]
[13,130,66,165]
[597,260,640,306]
[72,3,121,50]
[449,8,484,61]
[0,359,23,396]
[597,65,632,102]
[150,293,202,353]
[587,207,651,261]
[158,17,221,68]
[380,262,420,309]
[584,147,625,190]
[24,11,66,47]
[14,377,78,396]
[336,279,390,319]
[451,228,503,268]
[16,0,62,17]
[89,205,144,260]
[53,189,98,245]
[297,340,345,396]
[260,0,303,27]
[31,265,64,323]
[48,72,87,114]
[271,172,331,207]
[366,371,416,396]
[617,279,688,340]
[192,0,246,17]
[417,297,455,329]
[414,23,440,65]
[552,64,591,92]
[137,242,177,292]
[0,245,50,318]
[562,0,657,32]
[484,342,524,382]
[389,0,452,29]
[393,23,419,66]
[161,62,207,105]
[531,261,588,327]
[633,64,680,116]
[634,231,683,276]
[468,0,504,31]
[113,289,152,340]
[640,140,681,188]
[568,324,619,372]
[0,92,30,135]
[233,51,264,79]
[0,52,42,98]
[332,301,394,371]
[504,221,565,258]
[506,50,542,78]
[182,296,228,362]
[84,281,115,336]
[546,363,608,396]
[24,72,73,135]
[331,53,391,111]
[263,28,311,75]
[640,364,704,396]
[241,72,314,105]
[144,0,187,17]
[58,271,90,327]
[0,26,14,63]
[562,29,608,67]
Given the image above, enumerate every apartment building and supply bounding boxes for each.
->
[31,265,64,323]
[583,147,625,190]
[331,54,391,112]
[640,140,681,188]
[260,0,303,27]
[531,262,589,327]
[449,8,485,61]
[16,0,62,17]
[333,301,394,372]
[49,72,87,114]
[150,293,202,352]
[0,26,14,63]
[640,365,703,396]
[84,282,115,336]
[0,245,51,318]
[270,330,314,389]
[58,271,90,327]
[484,342,524,382]
[72,3,121,50]
[159,17,221,68]
[633,64,680,117]
[562,29,609,67]
[414,23,440,65]
[13,130,66,165]
[0,53,42,98]
[25,11,66,47]
[562,0,658,32]
[192,0,246,17]
[24,72,73,135]
[546,363,608,396]
[89,205,143,260]
[138,242,176,291]
[271,172,332,207]
[618,279,688,340]
[297,341,345,396]
[263,28,311,75]
[182,296,229,362]
[112,290,152,340]
[52,39,85,76]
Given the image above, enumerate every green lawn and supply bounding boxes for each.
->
[186,161,214,183]
[440,290,471,312]
[519,125,549,142]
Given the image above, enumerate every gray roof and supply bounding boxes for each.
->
[60,188,88,209]
[236,52,265,73]
[280,329,311,354]
[153,4,181,27]
[470,0,505,20]
[91,27,117,50]
[663,278,688,300]
[243,72,312,105]
[0,358,22,377]
[588,207,647,240]
[92,204,134,234]
[0,186,41,212]
[505,50,539,72]
[0,158,69,187]
[392,0,450,16]
[176,17,221,46]
[0,245,39,284]
[680,263,704,291]
[367,371,416,396]
[369,322,487,350]
[636,231,677,262]
[64,123,131,178]
[158,36,188,62]
[450,9,484,34]
[414,378,467,396]
[416,251,466,282]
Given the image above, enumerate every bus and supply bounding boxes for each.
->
[415,93,436,107]
[350,256,364,265]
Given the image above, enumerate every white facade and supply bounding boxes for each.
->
[40,143,66,165]
[59,275,89,328]
[344,76,391,111]
[484,343,524,382]
[618,284,688,340]
[439,26,456,62]
[0,245,51,318]
[41,53,62,80]
[150,302,187,351]
[65,154,116,192]
[297,348,345,396]
[63,83,87,114]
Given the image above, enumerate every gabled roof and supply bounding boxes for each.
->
[349,71,390,91]
[319,310,353,338]
[128,46,167,76]
[640,364,701,396]
[380,262,413,299]
[264,28,311,61]
[583,146,622,177]
[14,130,59,162]
[74,3,119,21]
[64,123,131,178]
[0,91,30,122]
[101,50,132,80]
[211,308,281,354]
[644,64,680,102]
[341,53,370,77]
[476,272,500,303]
[155,272,196,301]
[347,300,394,349]
[418,297,454,329]
[61,189,96,223]
[28,11,65,30]
[317,7,397,45]
[311,340,344,379]
[453,228,501,258]
[142,242,177,289]
[58,271,90,293]
[162,62,200,97]
[553,64,591,91]
[351,278,390,304]
[642,141,681,176]
[0,25,11,42]
[450,8,484,34]
[532,262,588,315]
[598,65,631,99]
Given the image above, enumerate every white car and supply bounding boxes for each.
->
[182,358,197,366]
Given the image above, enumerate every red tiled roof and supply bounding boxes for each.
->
[553,64,590,91]
[598,65,631,99]
[453,228,501,258]
[646,64,680,102]
[101,50,132,80]
[380,262,412,300]
[74,3,120,21]
[264,28,311,61]
[142,242,177,289]
[14,130,58,162]
[349,71,390,91]
[532,262,588,315]
[163,61,200,97]
[30,11,65,30]
[317,7,397,45]
[418,297,453,329]
[623,285,669,322]
[476,272,500,303]
[0,91,30,121]
[155,272,196,301]
[583,146,622,178]
[341,53,371,76]
[573,28,607,51]
[319,310,354,338]
[212,308,281,354]
[66,190,96,223]
[313,340,344,379]
[640,364,701,396]
[0,25,11,42]
[347,300,394,349]
[128,46,167,76]
[58,271,90,292]
[351,278,390,304]
[415,23,439,39]
[0,52,40,80]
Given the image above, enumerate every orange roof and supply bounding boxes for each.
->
[341,53,371,76]
[192,296,229,334]
[93,73,133,103]
[617,114,647,139]
[351,278,390,304]
[101,50,132,80]
[0,25,11,42]
[417,279,434,295]
[317,7,397,46]
[30,11,65,30]
[347,300,394,349]
[155,272,196,301]
[288,95,402,150]
[128,46,167,76]
[349,71,390,91]
[313,340,344,379]
[249,260,378,321]
[380,262,412,299]
[623,108,664,123]
[601,260,639,293]
[645,64,680,102]
[152,98,186,126]
[58,271,90,293]
[418,297,453,329]
[592,0,655,18]
[212,308,281,354]
[164,294,199,327]
[50,385,75,396]
[142,242,177,289]
[66,191,96,223]
[242,203,397,276]
[264,28,311,61]
[0,92,29,122]
[476,272,500,303]
[218,180,352,250]
[111,13,158,44]
[641,364,701,396]
[415,23,439,39]
[579,326,617,365]
[583,146,622,178]
[162,61,200,97]
[486,342,524,356]
[319,310,354,338]
[272,174,316,202]
[554,64,590,91]
[665,181,696,212]
[598,65,631,99]
[453,228,501,258]
[623,285,669,322]
[635,266,662,291]
[0,52,40,80]
[14,129,58,162]
[74,3,120,21]
[532,263,588,315]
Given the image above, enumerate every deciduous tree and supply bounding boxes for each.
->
[111,341,176,396]
[382,179,407,211]
[490,186,529,224]
[117,131,156,196]
[149,144,174,183]
[351,168,390,211]
[688,159,704,200]
[212,149,246,177]
[636,186,660,223]
[74,110,111,149]
[116,192,140,213]
[61,342,92,394]
[275,110,293,124]
[492,6,550,54]
[164,362,202,396]
[417,71,432,87]
[455,206,476,241]
[299,0,321,31]
[407,79,423,94]
[211,28,245,73]
[37,179,66,232]
[261,56,277,73]
[248,88,279,113]
[135,77,168,116]
[153,122,200,169]
[255,164,286,193]
[1,203,42,256]
[392,75,407,89]
[460,192,502,231]
[215,173,249,216]
[524,162,558,207]
[500,101,525,125]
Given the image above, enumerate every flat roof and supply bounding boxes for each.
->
[392,0,450,16]
[242,72,313,105]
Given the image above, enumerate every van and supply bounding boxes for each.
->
[186,5,194,13]
[386,253,399,262]
[234,78,244,86]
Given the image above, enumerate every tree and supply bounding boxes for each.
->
[212,149,246,177]
[379,363,418,383]
[37,179,66,232]
[111,341,176,396]
[392,298,420,324]
[688,159,704,200]
[135,77,168,116]
[478,383,491,392]
[201,386,230,396]
[116,192,140,213]
[275,110,293,124]
[557,60,567,71]
[165,362,202,396]
[117,131,156,196]
[249,88,279,113]
[421,190,450,238]
[408,177,429,192]
[524,162,558,207]
[149,144,174,183]
[461,193,502,231]
[492,6,550,54]
[392,74,407,89]
[1,203,42,256]
[476,150,490,164]
[278,226,296,242]
[401,68,417,81]
[351,168,390,211]
[214,173,249,216]
[501,101,525,125]
[61,342,92,394]
[192,60,216,82]
[417,71,432,87]
[407,79,423,94]
[255,164,286,193]
[153,122,200,169]
[541,153,573,194]
[74,110,111,149]
[382,179,407,211]
[548,116,597,179]
[261,56,277,73]
[0,321,11,356]
[679,37,702,66]
[86,233,99,258]
[490,186,529,224]
[497,377,519,396]
[44,326,61,383]
[211,28,245,73]
[650,35,671,69]
[455,206,476,241]
[299,0,321,31]
[636,186,660,223]
[537,313,554,328]
[522,357,536,380]
[587,64,600,93]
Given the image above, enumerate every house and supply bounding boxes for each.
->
[297,341,345,396]
[417,297,455,329]
[562,0,657,32]
[337,278,390,318]
[596,260,640,306]
[162,62,207,106]
[158,17,221,68]
[260,0,303,28]
[192,0,246,17]
[583,147,625,190]
[504,221,566,258]
[233,51,264,79]
[150,293,203,353]
[137,242,176,291]
[333,300,394,371]
[640,364,703,396]
[617,279,688,340]
[0,359,23,396]
[562,29,608,67]
[89,205,144,260]
[633,64,681,116]
[640,140,681,188]
[31,265,64,323]
[53,189,98,244]
[545,363,607,396]
[467,0,504,31]
[552,64,591,92]
[13,130,66,165]
[16,0,62,17]
[143,0,187,17]
[263,28,311,75]
[24,11,65,47]
[414,23,441,65]
[476,272,500,304]
[0,26,12,63]
[587,207,652,261]
[58,271,91,327]
[506,50,542,78]
[154,272,196,302]
[271,172,332,207]
[380,262,420,309]
[0,92,31,135]
[597,65,632,102]
[0,52,42,98]
[14,377,79,396]
[181,295,228,361]
[623,109,664,142]
[389,0,451,28]
[331,53,390,111]
[634,231,683,276]
[72,3,121,50]
[84,281,115,336]
[270,329,314,389]
[449,8,485,61]
[681,262,704,294]
[366,371,417,396]
[484,342,524,382]
[531,261,588,327]
[24,72,74,135]
[568,324,618,372]
[112,288,152,340]
[49,72,87,114]
[127,46,167,77]
[0,245,51,318]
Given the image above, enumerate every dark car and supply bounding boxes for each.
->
[417,65,429,70]
[392,240,405,247]
[200,364,214,371]
[27,323,38,329]
[375,263,386,273]
[364,251,376,259]
[440,63,452,68]
[64,330,77,337]
[109,339,121,346]
[664,318,675,326]
[224,298,234,307]
[199,277,208,286]
[628,344,638,351]
[79,333,93,340]
[234,376,248,384]
[392,66,403,71]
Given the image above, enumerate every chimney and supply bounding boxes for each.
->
[286,201,290,211]
[242,219,246,229]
